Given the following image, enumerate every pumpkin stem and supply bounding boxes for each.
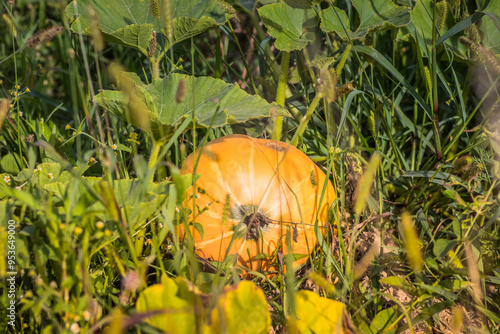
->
[243,212,272,241]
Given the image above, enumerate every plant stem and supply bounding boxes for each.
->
[431,0,442,160]
[152,58,160,82]
[215,27,221,79]
[291,92,323,147]
[273,51,290,141]
[148,140,161,168]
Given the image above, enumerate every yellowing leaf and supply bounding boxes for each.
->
[136,275,204,334]
[288,290,355,334]
[209,281,271,334]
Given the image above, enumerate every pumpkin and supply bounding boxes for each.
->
[180,134,336,273]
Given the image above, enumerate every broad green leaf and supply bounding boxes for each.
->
[433,238,458,260]
[14,163,69,188]
[320,0,410,40]
[258,2,318,51]
[417,283,458,301]
[370,307,398,334]
[209,281,271,334]
[66,0,233,55]
[481,1,500,54]
[95,72,287,142]
[406,0,467,58]
[0,153,21,174]
[283,0,323,7]
[41,174,170,228]
[136,275,203,333]
[288,290,353,334]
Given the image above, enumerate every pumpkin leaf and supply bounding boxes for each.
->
[95,72,288,142]
[137,277,270,334]
[403,0,468,58]
[136,275,204,333]
[209,281,271,334]
[258,2,318,51]
[320,0,410,40]
[287,290,353,334]
[481,0,500,55]
[65,0,233,55]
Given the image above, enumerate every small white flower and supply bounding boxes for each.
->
[83,310,91,321]
[70,323,80,333]
[48,173,54,179]
[4,175,11,184]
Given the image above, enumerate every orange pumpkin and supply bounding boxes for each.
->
[180,134,336,273]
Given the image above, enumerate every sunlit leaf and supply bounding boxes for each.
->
[320,0,410,40]
[405,0,468,58]
[136,275,204,333]
[258,2,318,51]
[66,0,233,55]
[209,281,271,334]
[481,0,500,54]
[95,72,288,142]
[287,290,354,334]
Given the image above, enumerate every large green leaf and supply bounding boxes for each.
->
[95,72,288,142]
[65,0,233,55]
[481,0,500,54]
[258,2,318,51]
[320,0,410,40]
[404,0,467,58]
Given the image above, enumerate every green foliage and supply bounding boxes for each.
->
[258,2,318,51]
[66,0,234,55]
[96,72,287,142]
[320,0,411,40]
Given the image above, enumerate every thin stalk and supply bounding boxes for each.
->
[291,92,323,147]
[431,0,442,160]
[273,51,290,141]
[215,27,221,79]
[152,58,160,81]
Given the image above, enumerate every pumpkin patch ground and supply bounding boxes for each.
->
[1,0,499,333]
